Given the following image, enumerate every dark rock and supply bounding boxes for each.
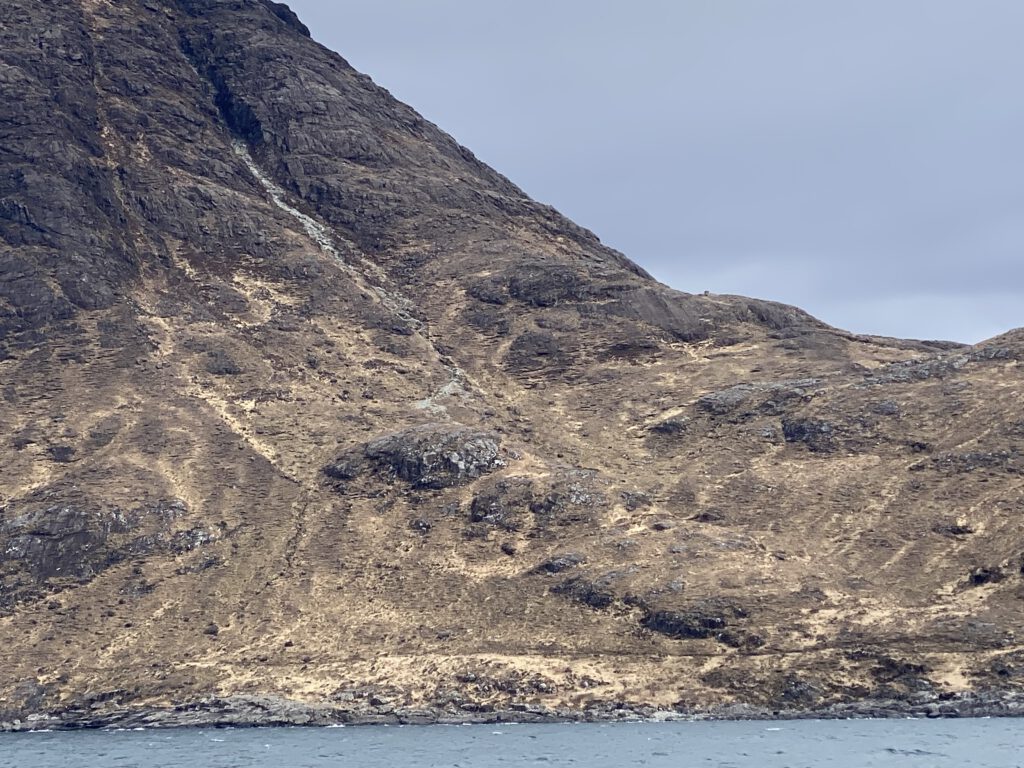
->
[504,330,577,375]
[409,518,431,534]
[467,277,508,305]
[598,338,660,361]
[691,510,726,524]
[205,350,242,376]
[620,491,651,511]
[47,446,76,463]
[649,418,687,436]
[743,300,823,331]
[782,418,836,452]
[932,450,1021,475]
[601,287,709,342]
[968,566,1004,586]
[0,495,205,610]
[9,680,50,717]
[696,385,761,416]
[469,477,535,530]
[717,629,766,650]
[532,554,585,575]
[463,305,511,336]
[872,400,901,416]
[777,675,822,706]
[1,503,131,582]
[506,264,591,307]
[87,416,123,448]
[851,653,933,693]
[167,527,218,554]
[643,609,725,639]
[326,424,503,489]
[694,379,822,420]
[261,1,311,37]
[981,651,1024,681]
[641,600,749,641]
[529,472,606,527]
[550,576,615,609]
[323,456,364,482]
[933,520,974,537]
[866,355,970,384]
[203,623,219,636]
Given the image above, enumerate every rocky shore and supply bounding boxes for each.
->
[5,691,1024,733]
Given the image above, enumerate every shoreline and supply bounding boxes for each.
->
[5,690,1024,732]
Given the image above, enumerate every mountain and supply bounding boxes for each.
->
[2,0,1022,728]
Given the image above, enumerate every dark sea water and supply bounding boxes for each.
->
[1,719,1022,768]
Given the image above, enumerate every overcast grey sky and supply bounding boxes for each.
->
[286,1,1023,343]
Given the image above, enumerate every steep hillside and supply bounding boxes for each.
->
[1,0,1022,727]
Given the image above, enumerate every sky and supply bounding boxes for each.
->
[286,1,1023,343]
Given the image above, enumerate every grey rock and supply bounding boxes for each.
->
[872,400,901,416]
[782,418,837,452]
[649,418,688,436]
[326,423,503,489]
[696,379,822,418]
[932,450,1021,475]
[641,599,749,641]
[533,554,585,575]
[0,494,207,610]
[470,477,535,530]
[551,576,615,609]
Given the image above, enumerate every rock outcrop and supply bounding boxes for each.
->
[325,424,503,489]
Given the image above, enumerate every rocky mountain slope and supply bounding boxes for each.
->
[2,0,1023,727]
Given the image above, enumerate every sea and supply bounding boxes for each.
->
[1,718,1022,768]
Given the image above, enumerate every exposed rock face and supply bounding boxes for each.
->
[1,0,1023,727]
[325,424,503,489]
[641,600,750,643]
[0,492,215,610]
[469,477,536,530]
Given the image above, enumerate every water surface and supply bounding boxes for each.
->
[2,718,1022,767]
